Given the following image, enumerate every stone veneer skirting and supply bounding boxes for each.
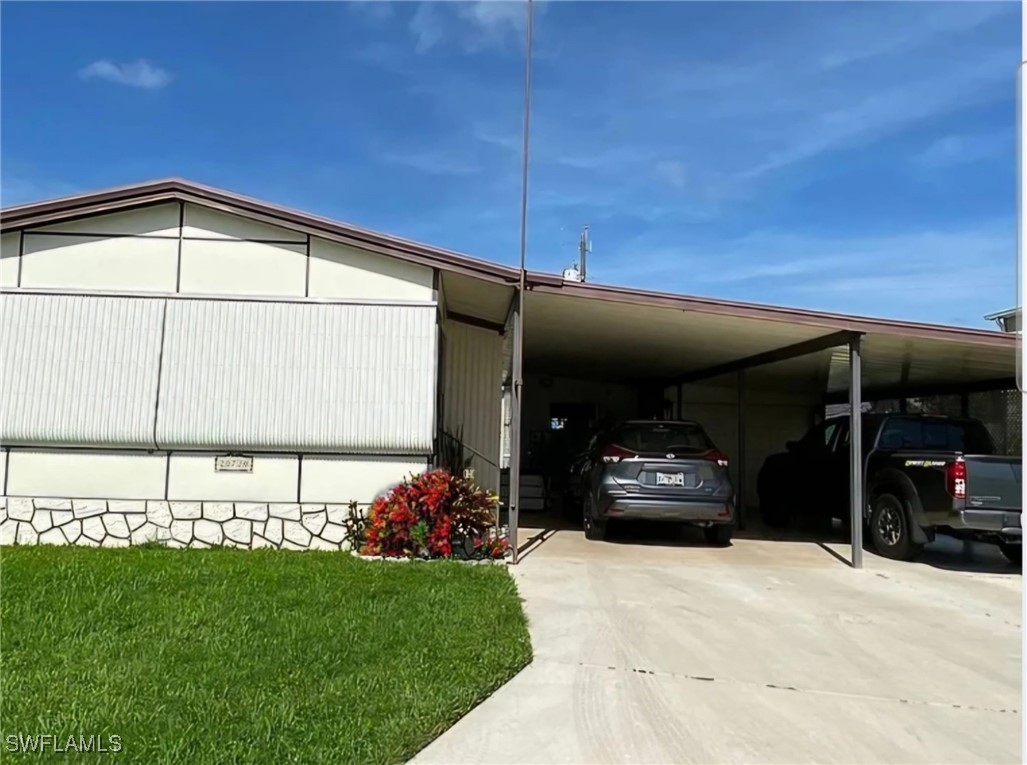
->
[0,497,355,551]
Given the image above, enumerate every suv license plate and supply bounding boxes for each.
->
[656,472,685,487]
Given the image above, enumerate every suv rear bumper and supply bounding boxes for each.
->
[598,495,734,524]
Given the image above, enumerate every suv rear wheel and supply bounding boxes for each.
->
[704,524,733,547]
[870,493,923,561]
[583,496,607,541]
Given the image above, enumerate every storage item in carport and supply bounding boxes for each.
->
[499,472,548,512]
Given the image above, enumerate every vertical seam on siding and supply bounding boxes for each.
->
[2,447,9,496]
[297,454,303,503]
[305,234,311,297]
[175,202,184,292]
[16,230,24,287]
[164,451,171,501]
[152,300,169,450]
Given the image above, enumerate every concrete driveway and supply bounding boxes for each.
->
[414,521,1021,764]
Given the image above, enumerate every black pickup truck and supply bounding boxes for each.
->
[757,414,1022,563]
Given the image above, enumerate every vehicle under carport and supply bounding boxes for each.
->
[503,275,1018,567]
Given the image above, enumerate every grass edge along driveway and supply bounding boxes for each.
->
[1,546,532,764]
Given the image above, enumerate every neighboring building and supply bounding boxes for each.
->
[985,307,1021,333]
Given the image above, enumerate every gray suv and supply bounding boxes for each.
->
[579,420,736,544]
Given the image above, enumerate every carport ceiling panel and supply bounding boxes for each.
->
[857,334,1016,393]
[524,291,832,380]
[442,272,514,325]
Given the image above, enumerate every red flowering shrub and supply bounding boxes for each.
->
[361,469,504,559]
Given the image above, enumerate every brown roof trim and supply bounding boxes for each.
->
[2,179,1014,348]
[1,178,521,285]
[525,274,1018,347]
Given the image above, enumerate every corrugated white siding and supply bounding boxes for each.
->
[157,300,436,452]
[443,319,503,491]
[0,294,164,447]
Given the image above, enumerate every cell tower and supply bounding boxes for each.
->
[578,225,591,282]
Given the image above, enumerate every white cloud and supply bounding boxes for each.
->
[595,221,1015,324]
[78,59,171,90]
[654,160,687,190]
[409,4,446,54]
[409,1,530,54]
[912,129,1012,169]
[381,148,480,176]
[348,0,394,22]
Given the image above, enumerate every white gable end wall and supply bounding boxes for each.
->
[179,204,308,297]
[1,232,20,288]
[1,202,444,539]
[308,239,433,301]
[18,204,181,293]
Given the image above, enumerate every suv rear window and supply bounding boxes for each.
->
[613,423,713,454]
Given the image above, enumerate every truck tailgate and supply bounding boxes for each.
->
[965,456,1022,513]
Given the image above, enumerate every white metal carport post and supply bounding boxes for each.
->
[849,336,864,569]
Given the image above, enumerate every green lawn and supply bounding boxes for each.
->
[1,546,532,764]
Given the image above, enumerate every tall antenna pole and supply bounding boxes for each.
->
[579,225,590,283]
[509,0,533,564]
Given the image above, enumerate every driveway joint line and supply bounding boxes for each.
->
[546,659,1020,716]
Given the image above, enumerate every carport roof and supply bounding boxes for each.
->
[3,179,1016,396]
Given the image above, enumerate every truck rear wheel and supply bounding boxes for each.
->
[870,493,923,561]
[999,543,1022,566]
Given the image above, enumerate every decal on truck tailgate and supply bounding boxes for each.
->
[903,459,946,467]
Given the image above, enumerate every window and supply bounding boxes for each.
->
[877,418,923,449]
[923,420,996,454]
[877,418,997,453]
[612,423,713,454]
[798,421,838,452]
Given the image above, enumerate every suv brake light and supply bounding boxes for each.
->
[703,449,730,468]
[602,444,636,463]
[945,459,967,499]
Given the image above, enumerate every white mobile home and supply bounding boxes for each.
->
[0,179,1015,557]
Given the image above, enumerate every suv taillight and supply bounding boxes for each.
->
[602,444,636,463]
[703,449,729,468]
[945,459,967,499]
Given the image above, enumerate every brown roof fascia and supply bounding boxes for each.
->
[1,178,521,286]
[525,274,1018,348]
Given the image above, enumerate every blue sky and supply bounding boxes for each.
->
[1,1,1019,327]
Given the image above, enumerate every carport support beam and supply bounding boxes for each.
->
[509,296,523,563]
[736,369,746,531]
[849,336,864,570]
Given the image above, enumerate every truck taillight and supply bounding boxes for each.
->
[945,459,967,499]
[601,444,636,463]
[703,449,730,468]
